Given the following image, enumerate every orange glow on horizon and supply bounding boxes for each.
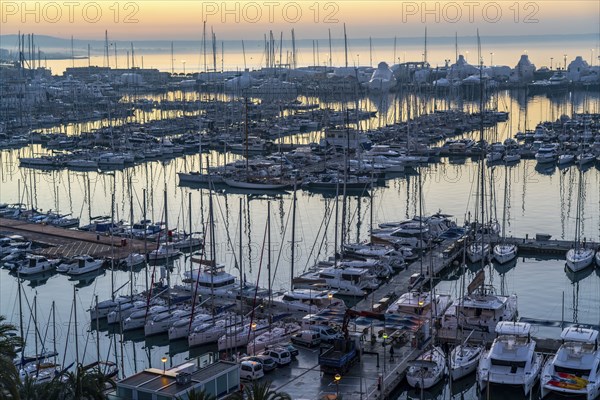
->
[0,1,597,40]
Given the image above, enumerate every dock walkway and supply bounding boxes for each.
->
[0,218,151,259]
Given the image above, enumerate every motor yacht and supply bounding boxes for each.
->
[477,321,542,396]
[541,327,600,400]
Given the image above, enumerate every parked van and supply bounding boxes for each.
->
[300,314,321,330]
[308,325,343,343]
[240,360,264,381]
[263,347,291,366]
[291,330,321,347]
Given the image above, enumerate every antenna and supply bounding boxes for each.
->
[343,23,348,68]
[328,29,333,67]
[424,27,427,65]
[242,40,247,70]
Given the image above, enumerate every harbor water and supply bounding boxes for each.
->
[1,90,600,399]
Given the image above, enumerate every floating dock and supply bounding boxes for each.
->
[0,218,151,259]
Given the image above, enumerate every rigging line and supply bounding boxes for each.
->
[302,197,334,273]
[144,204,167,321]
[211,191,241,271]
[62,298,74,370]
[247,217,269,345]
[271,193,293,287]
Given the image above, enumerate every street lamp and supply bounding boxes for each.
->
[251,322,257,355]
[490,52,494,66]
[182,60,186,75]
[161,356,167,373]
[564,54,567,70]
[382,333,388,372]
[550,57,554,70]
[334,373,341,398]
[328,292,333,307]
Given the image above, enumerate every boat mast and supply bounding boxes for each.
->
[501,164,509,244]
[33,296,38,369]
[290,182,297,289]
[239,198,244,315]
[17,273,24,361]
[189,192,193,281]
[478,30,486,270]
[245,98,249,174]
[208,187,215,315]
[52,301,57,366]
[73,286,79,366]
[143,188,148,292]
[110,177,116,300]
[267,202,272,311]
[95,296,100,365]
[164,189,170,303]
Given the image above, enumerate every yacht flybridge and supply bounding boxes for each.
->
[541,327,600,400]
[477,321,542,396]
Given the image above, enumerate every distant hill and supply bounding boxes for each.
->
[1,33,596,55]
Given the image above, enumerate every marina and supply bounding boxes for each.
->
[1,12,600,400]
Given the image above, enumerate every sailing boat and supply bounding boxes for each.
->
[493,165,518,264]
[406,166,448,390]
[565,168,594,271]
[406,347,447,389]
[449,330,483,381]
[223,99,291,190]
[450,241,483,381]
[467,43,497,265]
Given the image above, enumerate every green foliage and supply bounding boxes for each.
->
[231,381,291,400]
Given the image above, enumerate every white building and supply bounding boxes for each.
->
[567,56,590,82]
[510,55,536,82]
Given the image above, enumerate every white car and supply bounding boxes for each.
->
[240,360,264,381]
[263,347,291,366]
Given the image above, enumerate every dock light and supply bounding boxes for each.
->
[251,322,257,330]
[161,356,167,373]
[418,300,424,307]
[328,292,333,306]
[334,374,341,398]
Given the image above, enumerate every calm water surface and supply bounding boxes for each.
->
[0,90,599,399]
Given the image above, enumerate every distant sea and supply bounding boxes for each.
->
[1,33,598,75]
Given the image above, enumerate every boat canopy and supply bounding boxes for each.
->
[495,321,531,336]
[560,327,599,343]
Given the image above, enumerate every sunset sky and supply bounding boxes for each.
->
[1,1,598,40]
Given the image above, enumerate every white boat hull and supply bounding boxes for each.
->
[566,248,595,272]
[493,244,518,264]
[223,178,289,190]
[450,345,483,381]
[406,347,447,389]
[478,352,542,396]
[188,325,227,347]
[467,243,490,264]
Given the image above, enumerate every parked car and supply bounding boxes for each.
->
[263,347,291,366]
[240,360,264,381]
[240,355,277,372]
[265,342,299,358]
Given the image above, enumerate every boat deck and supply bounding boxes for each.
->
[0,218,152,259]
